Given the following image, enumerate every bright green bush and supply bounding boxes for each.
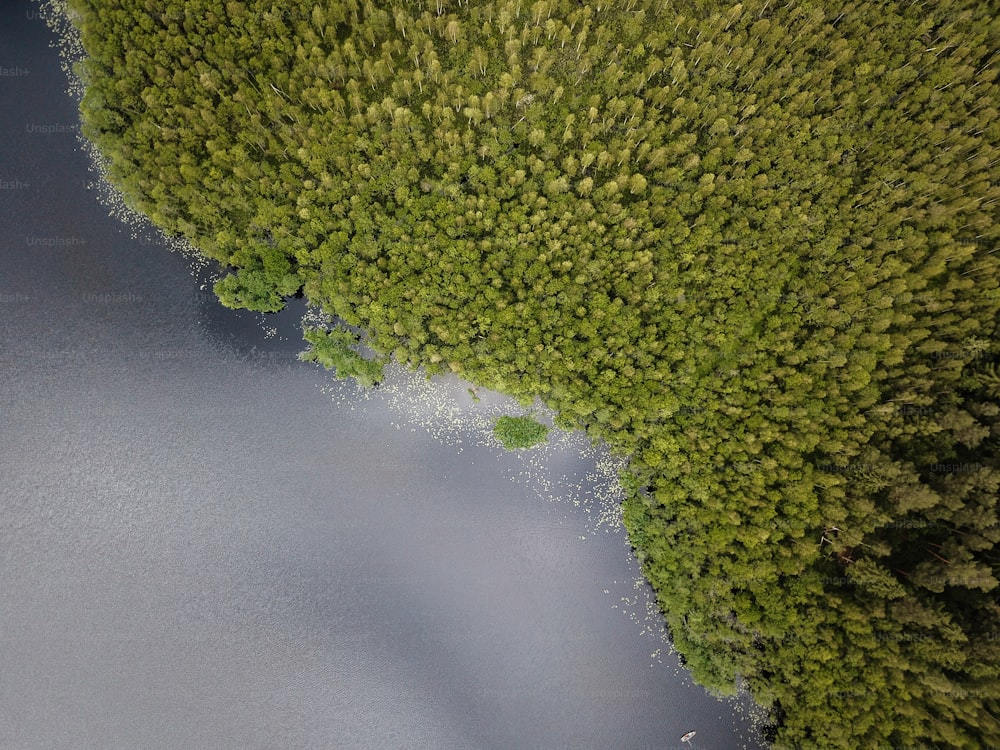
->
[298,326,386,388]
[492,415,549,450]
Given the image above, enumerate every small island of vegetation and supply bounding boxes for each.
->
[65,0,999,746]
[493,414,549,450]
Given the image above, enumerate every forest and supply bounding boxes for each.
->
[66,0,1000,746]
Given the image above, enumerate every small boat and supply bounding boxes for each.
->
[681,730,697,743]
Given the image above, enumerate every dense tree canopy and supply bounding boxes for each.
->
[68,0,1000,746]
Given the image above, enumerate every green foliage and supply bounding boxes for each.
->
[299,326,385,388]
[214,269,288,313]
[70,0,1000,746]
[493,415,549,450]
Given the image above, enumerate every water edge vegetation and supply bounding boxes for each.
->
[65,0,1000,745]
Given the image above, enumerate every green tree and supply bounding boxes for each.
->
[299,326,386,388]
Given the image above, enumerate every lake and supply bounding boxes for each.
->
[0,2,766,748]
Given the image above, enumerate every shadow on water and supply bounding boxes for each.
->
[193,277,314,363]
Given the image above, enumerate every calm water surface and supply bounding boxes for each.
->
[0,4,766,748]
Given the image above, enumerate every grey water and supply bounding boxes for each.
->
[0,3,766,748]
